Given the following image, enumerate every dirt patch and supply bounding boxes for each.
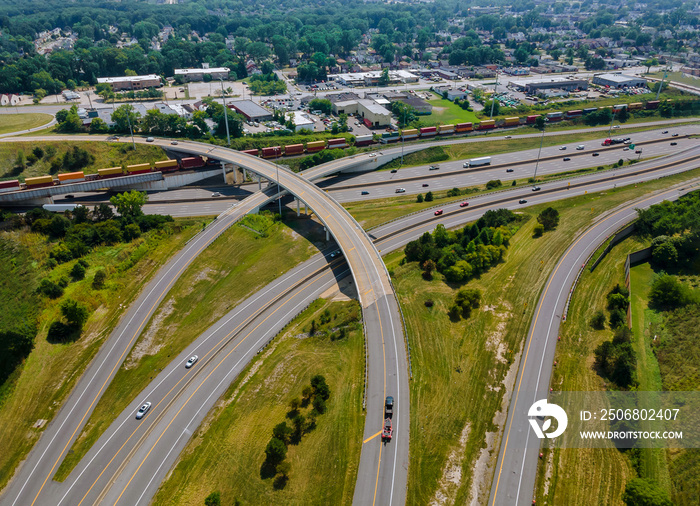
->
[542,447,555,497]
[429,422,471,505]
[124,298,177,369]
[193,267,215,283]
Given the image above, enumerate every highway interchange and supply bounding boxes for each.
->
[0,123,698,506]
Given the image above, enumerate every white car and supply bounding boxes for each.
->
[576,145,585,150]
[136,402,151,420]
[395,188,406,193]
[146,137,154,142]
[185,355,198,368]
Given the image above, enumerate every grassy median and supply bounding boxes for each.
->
[151,299,364,506]
[0,113,53,135]
[55,213,324,481]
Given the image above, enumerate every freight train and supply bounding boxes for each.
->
[236,99,666,156]
[1,156,216,193]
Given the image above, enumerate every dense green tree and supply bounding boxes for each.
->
[110,191,147,219]
[622,478,673,506]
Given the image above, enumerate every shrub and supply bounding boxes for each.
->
[533,223,544,237]
[122,223,142,241]
[70,262,86,280]
[649,274,695,309]
[591,310,606,329]
[38,278,63,298]
[425,191,434,202]
[537,207,559,231]
[485,179,502,189]
[92,269,107,289]
[609,308,627,329]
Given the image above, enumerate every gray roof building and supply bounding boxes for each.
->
[227,100,273,121]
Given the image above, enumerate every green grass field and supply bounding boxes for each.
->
[424,96,480,126]
[0,218,206,492]
[0,113,53,135]
[152,299,364,506]
[648,71,700,89]
[55,213,323,480]
[0,141,166,181]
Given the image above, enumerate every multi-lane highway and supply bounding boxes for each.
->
[1,131,698,506]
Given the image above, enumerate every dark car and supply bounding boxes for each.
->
[592,152,600,156]
[330,250,342,258]
[670,142,677,146]
[532,186,541,191]
[390,169,398,173]
[662,130,668,134]
[672,133,679,137]
[385,396,394,417]
[64,194,75,199]
[563,157,571,161]
[361,190,370,195]
[519,199,528,204]
[422,183,429,187]
[506,168,514,172]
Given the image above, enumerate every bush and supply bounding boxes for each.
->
[533,224,544,237]
[70,262,86,280]
[38,278,63,298]
[416,193,423,203]
[424,191,434,202]
[264,438,287,465]
[92,269,107,289]
[609,308,627,329]
[122,223,142,241]
[204,491,222,506]
[649,274,695,309]
[591,310,606,329]
[485,179,502,189]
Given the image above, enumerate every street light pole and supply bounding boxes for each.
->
[490,72,499,119]
[607,109,617,139]
[126,107,136,150]
[532,118,548,182]
[220,78,231,146]
[276,162,282,218]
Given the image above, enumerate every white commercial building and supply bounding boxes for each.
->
[174,67,231,82]
[329,70,419,86]
[97,74,162,91]
[592,73,647,89]
[290,111,315,132]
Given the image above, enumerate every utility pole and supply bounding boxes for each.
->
[607,109,617,139]
[220,78,231,146]
[532,117,548,182]
[490,72,499,119]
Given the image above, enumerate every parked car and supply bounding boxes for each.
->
[434,209,443,216]
[185,356,198,368]
[136,402,151,420]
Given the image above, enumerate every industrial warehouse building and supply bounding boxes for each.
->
[329,70,419,86]
[174,66,231,82]
[511,77,589,94]
[330,98,392,127]
[227,100,273,122]
[96,74,162,91]
[592,73,647,89]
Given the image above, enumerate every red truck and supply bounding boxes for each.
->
[382,418,393,441]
